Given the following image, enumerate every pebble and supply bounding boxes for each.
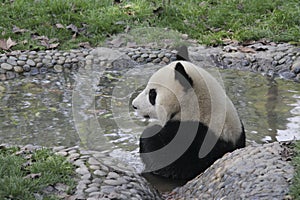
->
[88,157,101,165]
[1,63,13,70]
[94,170,107,176]
[26,59,35,66]
[53,65,63,73]
[14,66,23,73]
[7,58,17,66]
[17,60,26,66]
[1,43,298,81]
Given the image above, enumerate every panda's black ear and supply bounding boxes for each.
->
[175,62,193,90]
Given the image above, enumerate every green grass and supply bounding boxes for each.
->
[0,147,75,200]
[0,0,299,52]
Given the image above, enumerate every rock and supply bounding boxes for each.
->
[103,179,123,186]
[76,166,90,176]
[1,63,13,70]
[149,54,157,59]
[0,74,6,81]
[7,58,17,66]
[107,172,120,179]
[94,170,106,176]
[14,66,23,73]
[54,65,63,73]
[88,157,101,165]
[278,57,287,65]
[153,58,161,63]
[30,67,39,76]
[17,60,26,66]
[85,187,99,193]
[26,59,36,66]
[162,57,170,63]
[141,53,149,58]
[39,67,48,74]
[19,56,27,61]
[291,60,300,74]
[6,71,15,79]
[36,63,43,68]
[279,71,296,80]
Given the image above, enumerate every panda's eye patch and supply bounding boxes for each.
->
[149,89,157,106]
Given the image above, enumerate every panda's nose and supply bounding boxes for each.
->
[132,105,138,110]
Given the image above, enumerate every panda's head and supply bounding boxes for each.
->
[132,61,200,126]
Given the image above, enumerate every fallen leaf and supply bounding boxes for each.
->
[78,42,91,48]
[49,43,59,49]
[24,173,42,179]
[238,46,256,53]
[0,37,17,50]
[56,23,65,29]
[12,25,28,34]
[66,24,78,33]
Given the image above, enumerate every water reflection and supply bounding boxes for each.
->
[0,65,299,149]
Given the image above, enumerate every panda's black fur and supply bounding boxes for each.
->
[140,120,245,180]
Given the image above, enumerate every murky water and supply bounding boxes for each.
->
[0,64,299,155]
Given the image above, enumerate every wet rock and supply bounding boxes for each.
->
[291,59,300,74]
[279,71,296,80]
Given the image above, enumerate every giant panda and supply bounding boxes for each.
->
[132,60,245,180]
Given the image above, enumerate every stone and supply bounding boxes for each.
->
[19,56,27,61]
[278,57,287,65]
[6,71,15,79]
[132,55,140,60]
[26,59,36,66]
[291,60,300,74]
[153,58,161,63]
[36,63,43,68]
[54,65,63,73]
[30,67,39,76]
[162,57,170,63]
[17,60,26,66]
[103,179,122,186]
[137,57,144,63]
[141,53,149,58]
[94,170,106,176]
[88,157,101,165]
[85,186,98,193]
[279,71,296,80]
[107,172,120,179]
[14,66,23,73]
[7,58,17,66]
[1,63,13,70]
[0,74,6,81]
[39,67,48,74]
[76,166,89,175]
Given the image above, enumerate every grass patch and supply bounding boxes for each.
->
[0,146,75,200]
[0,0,299,52]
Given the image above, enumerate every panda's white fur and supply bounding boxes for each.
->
[132,61,245,180]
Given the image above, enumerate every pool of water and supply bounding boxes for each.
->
[0,62,299,171]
